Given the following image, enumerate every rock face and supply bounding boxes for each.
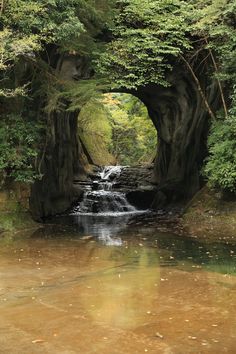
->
[113,166,157,210]
[30,112,85,220]
[30,54,93,220]
[135,65,220,206]
[113,166,154,190]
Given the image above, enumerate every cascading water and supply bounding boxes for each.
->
[100,165,122,180]
[74,166,137,215]
[57,166,148,246]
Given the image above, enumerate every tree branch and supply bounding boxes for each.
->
[180,54,216,120]
[204,37,228,118]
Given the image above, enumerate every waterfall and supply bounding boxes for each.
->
[74,166,137,215]
[99,165,122,180]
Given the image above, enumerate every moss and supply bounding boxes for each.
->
[79,130,116,166]
[0,211,38,233]
[184,186,236,221]
[183,186,236,242]
[0,182,38,233]
[78,100,116,166]
[0,182,30,211]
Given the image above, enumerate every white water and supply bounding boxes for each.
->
[73,166,140,216]
[99,165,122,180]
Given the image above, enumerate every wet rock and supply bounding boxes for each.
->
[92,181,99,191]
[113,165,155,191]
[126,190,156,210]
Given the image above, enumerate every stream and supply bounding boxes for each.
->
[0,166,236,353]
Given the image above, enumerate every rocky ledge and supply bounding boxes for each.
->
[73,164,157,210]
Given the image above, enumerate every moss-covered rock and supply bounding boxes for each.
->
[79,130,115,166]
[0,212,37,233]
[78,100,116,166]
[0,182,30,212]
[0,182,37,232]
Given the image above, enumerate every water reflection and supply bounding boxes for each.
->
[47,213,236,275]
[50,214,133,246]
[0,220,236,353]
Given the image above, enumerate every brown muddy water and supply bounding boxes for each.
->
[0,213,236,354]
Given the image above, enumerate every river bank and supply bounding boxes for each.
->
[182,187,236,243]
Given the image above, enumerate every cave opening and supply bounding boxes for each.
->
[78,93,157,167]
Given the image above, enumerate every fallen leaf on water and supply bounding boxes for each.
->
[81,236,93,240]
[32,339,45,344]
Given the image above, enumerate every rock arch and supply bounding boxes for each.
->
[30,57,220,220]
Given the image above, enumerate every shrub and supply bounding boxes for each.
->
[204,106,236,193]
[0,114,42,184]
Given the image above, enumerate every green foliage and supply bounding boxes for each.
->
[0,114,42,183]
[0,0,85,91]
[78,99,115,165]
[204,91,236,192]
[97,0,236,91]
[190,0,236,85]
[0,0,113,102]
[191,0,236,193]
[106,93,157,165]
[0,0,106,95]
[79,99,112,143]
[79,93,157,166]
[0,0,113,184]
[45,79,109,114]
[2,0,85,50]
[97,0,191,89]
